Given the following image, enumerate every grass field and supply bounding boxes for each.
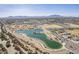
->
[43,24,63,29]
[66,30,79,36]
[69,24,79,28]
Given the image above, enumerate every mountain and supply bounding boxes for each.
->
[1,15,78,19]
[48,15,63,18]
[0,15,63,19]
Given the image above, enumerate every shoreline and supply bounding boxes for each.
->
[6,24,70,53]
[14,31,66,51]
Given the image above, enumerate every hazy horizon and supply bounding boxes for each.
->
[0,4,79,17]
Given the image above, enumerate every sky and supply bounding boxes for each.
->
[0,4,79,17]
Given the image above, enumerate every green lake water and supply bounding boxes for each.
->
[16,29,62,49]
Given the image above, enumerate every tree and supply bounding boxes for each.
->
[6,41,11,48]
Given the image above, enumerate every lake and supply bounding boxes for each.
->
[16,28,62,49]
